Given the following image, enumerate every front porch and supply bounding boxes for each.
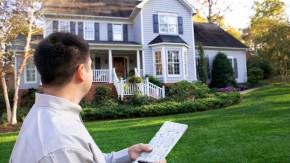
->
[91,49,144,83]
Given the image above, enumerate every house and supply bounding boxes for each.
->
[15,0,248,100]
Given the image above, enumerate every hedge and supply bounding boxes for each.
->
[81,92,241,121]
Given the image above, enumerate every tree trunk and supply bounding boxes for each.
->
[10,11,34,125]
[0,72,12,123]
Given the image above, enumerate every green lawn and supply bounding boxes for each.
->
[1,84,290,162]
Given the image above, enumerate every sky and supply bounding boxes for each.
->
[190,0,290,29]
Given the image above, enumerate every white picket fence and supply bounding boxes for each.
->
[113,68,165,100]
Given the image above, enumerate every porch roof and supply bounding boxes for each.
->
[148,35,188,46]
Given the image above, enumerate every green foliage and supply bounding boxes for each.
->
[167,81,211,101]
[81,92,241,121]
[211,52,236,88]
[21,88,39,108]
[145,75,162,87]
[94,86,115,106]
[125,94,150,106]
[197,43,208,83]
[128,76,143,84]
[248,67,264,85]
[247,55,272,79]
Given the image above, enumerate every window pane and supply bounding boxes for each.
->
[113,24,123,41]
[155,51,162,75]
[159,24,168,33]
[168,63,174,74]
[59,21,70,32]
[84,22,94,40]
[160,15,167,24]
[158,14,177,34]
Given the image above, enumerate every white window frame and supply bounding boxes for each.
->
[183,48,188,77]
[167,48,181,77]
[158,13,178,35]
[153,49,163,76]
[113,24,123,41]
[24,59,37,84]
[228,56,238,79]
[58,20,70,32]
[83,22,95,40]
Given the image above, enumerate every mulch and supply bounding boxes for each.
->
[0,123,21,134]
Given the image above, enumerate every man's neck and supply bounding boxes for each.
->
[42,85,82,104]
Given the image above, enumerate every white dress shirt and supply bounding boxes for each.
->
[9,93,131,163]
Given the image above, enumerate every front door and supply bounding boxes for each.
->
[113,57,127,79]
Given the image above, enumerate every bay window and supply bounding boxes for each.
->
[167,50,180,75]
[154,51,163,75]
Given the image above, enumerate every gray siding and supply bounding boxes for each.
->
[141,0,196,83]
[99,23,108,41]
[132,13,142,44]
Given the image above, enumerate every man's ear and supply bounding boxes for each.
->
[75,64,86,82]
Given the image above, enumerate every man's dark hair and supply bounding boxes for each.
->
[34,32,89,86]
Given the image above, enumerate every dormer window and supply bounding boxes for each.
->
[58,21,70,32]
[159,13,178,35]
[113,24,123,41]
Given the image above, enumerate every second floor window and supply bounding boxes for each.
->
[113,24,123,41]
[59,21,70,32]
[84,22,95,40]
[159,14,178,34]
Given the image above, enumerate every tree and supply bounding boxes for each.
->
[210,52,235,88]
[0,0,22,123]
[248,0,290,81]
[197,43,208,84]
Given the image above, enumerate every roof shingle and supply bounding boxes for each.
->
[194,23,248,48]
[43,0,141,17]
[149,35,188,45]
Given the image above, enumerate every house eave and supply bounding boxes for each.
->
[196,46,249,51]
[44,13,131,21]
[149,43,189,48]
[137,0,195,13]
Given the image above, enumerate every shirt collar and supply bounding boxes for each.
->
[34,93,82,114]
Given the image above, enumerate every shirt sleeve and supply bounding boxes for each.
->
[103,148,131,163]
[38,148,95,163]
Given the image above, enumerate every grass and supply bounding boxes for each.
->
[1,84,290,162]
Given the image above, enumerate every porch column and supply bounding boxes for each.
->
[109,49,113,83]
[136,50,141,72]
[142,50,145,76]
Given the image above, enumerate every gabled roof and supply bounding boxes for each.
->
[149,35,188,45]
[43,0,141,18]
[194,23,248,49]
[137,0,195,13]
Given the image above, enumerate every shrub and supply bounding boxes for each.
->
[128,76,143,84]
[94,86,115,106]
[197,43,208,83]
[248,67,264,85]
[211,52,236,88]
[247,56,272,79]
[125,94,150,106]
[81,92,241,121]
[145,75,161,87]
[167,81,210,100]
[21,88,40,108]
[0,90,13,118]
[167,81,196,101]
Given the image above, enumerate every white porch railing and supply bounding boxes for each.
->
[95,68,165,100]
[93,69,110,82]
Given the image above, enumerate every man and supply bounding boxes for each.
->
[10,32,166,163]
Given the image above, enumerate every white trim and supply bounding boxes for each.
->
[227,56,238,80]
[199,46,248,51]
[83,21,95,41]
[24,60,37,84]
[112,24,124,41]
[166,48,182,77]
[58,20,70,32]
[109,49,113,83]
[152,48,163,77]
[162,47,167,83]
[45,13,130,21]
[149,43,189,48]
[158,12,178,35]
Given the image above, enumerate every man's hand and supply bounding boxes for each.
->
[128,143,166,163]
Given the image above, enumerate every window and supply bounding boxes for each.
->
[228,57,238,79]
[113,24,123,41]
[25,59,37,83]
[58,21,70,32]
[154,51,162,75]
[83,22,95,40]
[159,14,178,34]
[167,50,180,75]
[184,50,188,76]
